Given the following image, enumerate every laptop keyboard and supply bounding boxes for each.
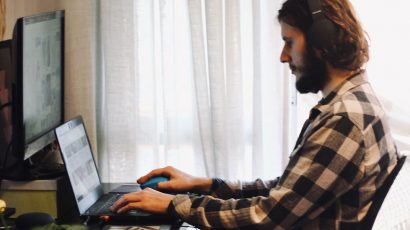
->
[87,194,150,216]
[88,193,122,215]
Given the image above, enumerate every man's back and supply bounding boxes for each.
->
[280,72,398,229]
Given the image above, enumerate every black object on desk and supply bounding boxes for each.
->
[3,207,16,218]
[15,212,55,230]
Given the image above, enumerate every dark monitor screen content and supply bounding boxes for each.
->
[20,11,64,160]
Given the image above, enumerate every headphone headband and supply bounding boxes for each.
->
[306,0,338,51]
[307,0,323,17]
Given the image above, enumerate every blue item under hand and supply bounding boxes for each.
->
[140,176,169,190]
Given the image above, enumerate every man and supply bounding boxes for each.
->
[111,0,399,228]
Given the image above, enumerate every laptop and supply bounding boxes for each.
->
[55,116,177,223]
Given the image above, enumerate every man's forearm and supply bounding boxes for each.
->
[192,177,213,194]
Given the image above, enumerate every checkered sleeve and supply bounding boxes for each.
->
[168,115,365,229]
[207,177,280,199]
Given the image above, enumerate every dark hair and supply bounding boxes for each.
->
[277,0,369,70]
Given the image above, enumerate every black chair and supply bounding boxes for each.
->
[360,155,407,229]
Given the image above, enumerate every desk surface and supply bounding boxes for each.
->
[1,181,198,229]
[100,223,199,230]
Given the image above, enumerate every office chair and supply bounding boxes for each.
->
[360,154,408,230]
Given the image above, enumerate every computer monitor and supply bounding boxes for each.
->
[11,10,64,170]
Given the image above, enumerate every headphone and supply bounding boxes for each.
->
[306,0,338,52]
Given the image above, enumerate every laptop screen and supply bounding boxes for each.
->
[55,117,104,214]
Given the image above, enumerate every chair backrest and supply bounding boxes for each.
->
[360,154,407,230]
[371,154,410,229]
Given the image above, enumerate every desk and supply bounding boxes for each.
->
[100,222,199,230]
[0,176,77,223]
[1,180,198,229]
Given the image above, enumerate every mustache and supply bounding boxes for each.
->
[289,64,296,72]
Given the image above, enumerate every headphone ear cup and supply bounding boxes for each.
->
[307,18,338,51]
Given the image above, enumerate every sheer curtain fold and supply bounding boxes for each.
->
[224,0,245,179]
[204,0,228,177]
[187,0,215,177]
[251,0,293,178]
[98,0,293,182]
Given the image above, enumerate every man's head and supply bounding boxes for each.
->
[277,0,369,94]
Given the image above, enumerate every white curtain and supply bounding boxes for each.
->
[97,0,295,183]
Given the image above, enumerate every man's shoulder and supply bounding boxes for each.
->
[330,83,385,130]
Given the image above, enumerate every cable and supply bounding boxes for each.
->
[82,216,91,226]
[1,130,14,170]
[0,128,18,180]
[0,100,12,171]
[0,102,11,110]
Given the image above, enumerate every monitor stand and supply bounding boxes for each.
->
[25,143,66,179]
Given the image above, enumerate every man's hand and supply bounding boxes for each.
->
[138,166,213,194]
[110,188,175,214]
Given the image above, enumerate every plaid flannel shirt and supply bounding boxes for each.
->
[168,72,398,229]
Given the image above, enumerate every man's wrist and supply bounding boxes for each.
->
[192,177,213,194]
[166,199,180,219]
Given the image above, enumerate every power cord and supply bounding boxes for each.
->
[0,100,12,173]
[0,129,15,172]
[0,102,11,110]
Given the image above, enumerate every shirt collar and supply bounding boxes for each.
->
[314,70,368,112]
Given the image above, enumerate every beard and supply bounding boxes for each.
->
[295,46,328,94]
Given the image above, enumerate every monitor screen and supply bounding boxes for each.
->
[23,12,63,142]
[12,11,65,161]
[21,11,64,159]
